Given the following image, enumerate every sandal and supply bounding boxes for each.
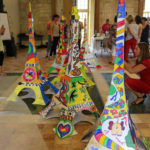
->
[131,95,146,105]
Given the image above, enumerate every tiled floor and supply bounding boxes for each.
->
[0,48,150,150]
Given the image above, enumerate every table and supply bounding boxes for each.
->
[91,36,105,54]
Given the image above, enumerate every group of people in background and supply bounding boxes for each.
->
[102,14,150,64]
[101,14,150,105]
[46,14,83,60]
[125,15,149,61]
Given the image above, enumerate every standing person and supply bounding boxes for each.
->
[125,15,140,61]
[0,25,6,76]
[108,16,117,64]
[78,21,83,49]
[64,18,68,44]
[101,19,111,35]
[50,14,60,59]
[46,18,52,58]
[141,17,149,45]
[135,15,142,43]
[125,42,150,104]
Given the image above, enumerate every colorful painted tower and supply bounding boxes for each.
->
[48,16,68,73]
[85,0,137,149]
[54,1,99,139]
[54,2,98,113]
[80,18,101,69]
[40,0,99,139]
[79,18,88,61]
[50,16,94,87]
[7,1,58,105]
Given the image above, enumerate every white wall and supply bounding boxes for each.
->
[3,0,20,43]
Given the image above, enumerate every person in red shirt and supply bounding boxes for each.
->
[101,19,111,34]
[125,42,150,104]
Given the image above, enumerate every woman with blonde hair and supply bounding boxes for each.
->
[125,42,150,104]
[125,15,140,61]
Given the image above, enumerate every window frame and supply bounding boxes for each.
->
[77,0,89,43]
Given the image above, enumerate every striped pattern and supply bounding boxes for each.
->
[94,123,124,150]
[86,0,136,149]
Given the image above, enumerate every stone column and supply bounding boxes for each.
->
[95,0,100,33]
[138,0,145,16]
[51,0,56,15]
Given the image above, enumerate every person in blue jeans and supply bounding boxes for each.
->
[46,14,60,59]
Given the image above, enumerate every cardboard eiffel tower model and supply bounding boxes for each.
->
[54,2,100,139]
[79,18,101,69]
[40,1,100,139]
[48,16,68,74]
[51,19,95,88]
[85,0,141,149]
[7,2,58,105]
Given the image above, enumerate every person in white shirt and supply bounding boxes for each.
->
[125,15,140,61]
[0,25,6,76]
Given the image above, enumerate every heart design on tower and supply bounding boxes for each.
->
[56,120,74,139]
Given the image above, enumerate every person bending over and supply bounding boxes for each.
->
[125,42,150,105]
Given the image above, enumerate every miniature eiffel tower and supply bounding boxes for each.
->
[40,1,100,139]
[53,1,100,139]
[85,1,139,149]
[48,16,68,74]
[7,1,58,105]
[80,18,101,69]
[50,17,94,88]
[56,4,96,111]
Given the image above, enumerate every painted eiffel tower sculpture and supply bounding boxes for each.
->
[7,1,58,105]
[43,1,98,113]
[80,18,101,69]
[85,0,138,149]
[48,16,68,74]
[51,17,94,88]
[50,16,71,87]
[40,1,99,139]
[53,1,100,139]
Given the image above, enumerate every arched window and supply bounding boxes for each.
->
[77,0,89,23]
[77,0,89,42]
